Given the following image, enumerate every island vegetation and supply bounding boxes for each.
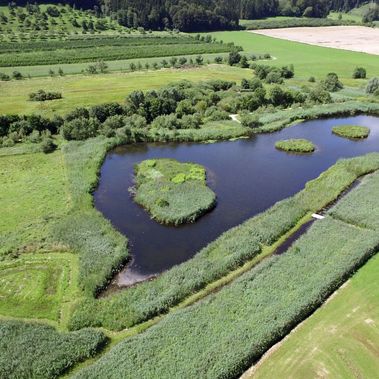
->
[332,125,370,139]
[275,138,316,153]
[132,159,216,225]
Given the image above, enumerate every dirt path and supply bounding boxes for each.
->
[251,26,379,55]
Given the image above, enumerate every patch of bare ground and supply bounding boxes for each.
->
[251,26,379,55]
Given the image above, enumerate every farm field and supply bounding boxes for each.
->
[1,3,379,376]
[247,254,379,379]
[251,26,379,55]
[209,31,379,80]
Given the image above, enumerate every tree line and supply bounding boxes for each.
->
[3,1,378,31]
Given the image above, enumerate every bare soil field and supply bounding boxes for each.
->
[251,26,379,55]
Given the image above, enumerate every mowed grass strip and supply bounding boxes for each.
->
[0,253,78,321]
[0,65,249,116]
[0,150,70,257]
[249,250,379,379]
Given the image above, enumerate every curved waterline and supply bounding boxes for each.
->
[94,115,379,289]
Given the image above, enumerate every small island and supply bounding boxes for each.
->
[132,159,216,225]
[275,139,316,153]
[332,125,370,139]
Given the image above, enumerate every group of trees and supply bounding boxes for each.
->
[102,0,240,31]
[240,0,378,19]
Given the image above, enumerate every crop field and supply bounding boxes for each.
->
[249,253,379,379]
[0,40,231,67]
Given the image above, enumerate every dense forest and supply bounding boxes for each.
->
[1,1,378,30]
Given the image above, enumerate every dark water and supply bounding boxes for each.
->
[94,116,379,287]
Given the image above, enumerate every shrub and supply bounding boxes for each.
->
[240,113,261,129]
[265,70,284,84]
[0,72,10,81]
[366,77,379,94]
[40,136,57,153]
[352,67,366,79]
[151,114,181,130]
[308,86,332,104]
[308,76,316,83]
[204,107,230,121]
[12,71,23,80]
[321,72,343,92]
[228,51,241,66]
[29,89,62,101]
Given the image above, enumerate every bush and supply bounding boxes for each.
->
[204,107,230,121]
[321,72,343,92]
[308,76,316,83]
[240,113,261,129]
[352,67,366,79]
[265,70,284,84]
[29,89,62,101]
[40,136,57,153]
[151,114,181,130]
[61,117,100,140]
[366,77,379,94]
[0,72,10,81]
[228,51,241,66]
[308,86,332,104]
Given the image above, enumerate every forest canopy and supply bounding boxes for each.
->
[2,1,377,30]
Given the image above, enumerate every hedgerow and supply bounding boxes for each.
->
[73,216,379,379]
[0,320,106,379]
[69,153,379,330]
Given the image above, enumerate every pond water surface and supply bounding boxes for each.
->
[94,115,379,287]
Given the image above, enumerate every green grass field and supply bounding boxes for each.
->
[209,31,379,80]
[0,150,70,257]
[0,65,249,116]
[250,254,379,379]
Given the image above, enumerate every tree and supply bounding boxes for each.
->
[352,67,366,79]
[228,51,241,66]
[321,73,343,92]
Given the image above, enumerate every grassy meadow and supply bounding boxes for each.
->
[250,254,379,379]
[209,31,379,81]
[0,150,70,257]
[0,65,249,116]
